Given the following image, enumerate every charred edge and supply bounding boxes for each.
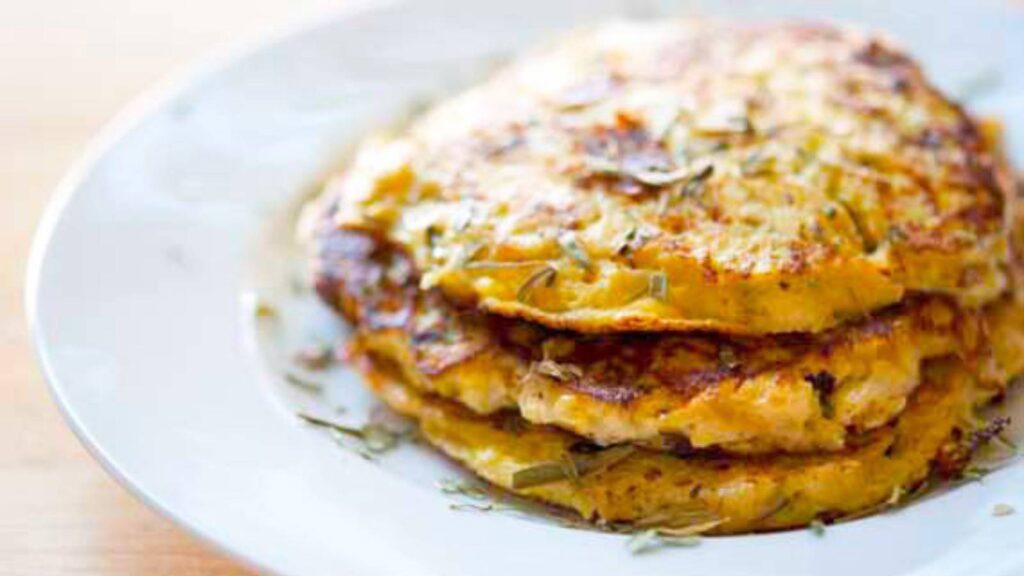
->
[561,375,646,404]
[804,371,837,419]
[933,417,1012,480]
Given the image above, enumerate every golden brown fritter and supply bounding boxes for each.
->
[311,226,1023,455]
[355,355,983,534]
[323,21,1013,334]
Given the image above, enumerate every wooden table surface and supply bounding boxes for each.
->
[1,2,336,573]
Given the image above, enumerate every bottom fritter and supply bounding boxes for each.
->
[353,355,989,534]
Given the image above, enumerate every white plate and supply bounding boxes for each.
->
[27,1,1024,575]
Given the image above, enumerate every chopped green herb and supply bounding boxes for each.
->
[809,519,827,536]
[615,224,657,255]
[456,242,486,267]
[961,415,1015,462]
[368,407,417,438]
[533,359,584,382]
[450,502,507,512]
[583,154,704,189]
[718,345,738,369]
[656,189,672,216]
[511,462,572,490]
[616,227,639,255]
[560,452,582,484]
[285,373,323,393]
[511,445,635,489]
[293,344,334,371]
[634,504,716,529]
[557,232,592,272]
[740,152,772,177]
[627,530,701,554]
[452,207,476,232]
[516,265,557,303]
[994,432,1019,455]
[624,280,654,304]
[886,225,908,243]
[656,518,725,537]
[362,423,400,453]
[795,147,817,167]
[993,503,1015,517]
[694,105,753,136]
[632,167,692,187]
[679,164,715,198]
[463,260,549,270]
[577,444,635,477]
[804,371,837,419]
[626,530,660,553]
[299,413,365,438]
[887,486,905,506]
[425,225,443,248]
[756,495,792,522]
[961,465,989,482]
[437,479,489,500]
[648,272,669,301]
[581,155,621,176]
[438,479,522,516]
[297,413,401,455]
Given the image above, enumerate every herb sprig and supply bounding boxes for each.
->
[285,373,323,393]
[531,359,584,382]
[293,343,335,371]
[516,265,557,304]
[626,517,726,555]
[557,232,593,272]
[993,503,1015,517]
[298,412,403,458]
[627,530,701,554]
[511,445,635,490]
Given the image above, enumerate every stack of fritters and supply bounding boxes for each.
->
[305,21,1024,533]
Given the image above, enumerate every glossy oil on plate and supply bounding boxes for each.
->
[26,1,1024,575]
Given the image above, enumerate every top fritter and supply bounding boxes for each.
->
[326,21,1013,334]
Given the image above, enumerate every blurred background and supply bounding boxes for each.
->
[1,1,340,573]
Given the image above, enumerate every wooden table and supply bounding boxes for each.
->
[1,2,337,573]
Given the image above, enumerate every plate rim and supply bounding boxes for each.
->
[23,2,394,573]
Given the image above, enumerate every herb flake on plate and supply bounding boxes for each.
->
[297,413,402,457]
[284,373,323,393]
[627,530,702,554]
[993,503,1015,517]
[292,343,334,371]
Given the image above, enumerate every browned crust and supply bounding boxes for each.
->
[324,21,1013,334]
[309,221,991,454]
